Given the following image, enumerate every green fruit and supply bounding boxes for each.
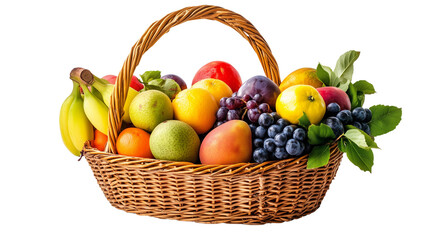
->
[150,120,200,163]
[129,90,173,132]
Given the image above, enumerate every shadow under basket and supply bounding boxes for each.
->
[83,142,342,224]
[81,5,344,224]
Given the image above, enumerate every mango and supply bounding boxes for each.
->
[199,120,252,165]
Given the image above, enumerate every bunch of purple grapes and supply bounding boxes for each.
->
[215,93,272,127]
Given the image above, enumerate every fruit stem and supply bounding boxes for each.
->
[71,81,80,97]
[92,75,110,93]
[96,75,112,85]
[308,96,315,102]
[70,67,94,85]
[80,83,91,95]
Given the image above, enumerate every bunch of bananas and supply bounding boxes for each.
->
[59,68,138,156]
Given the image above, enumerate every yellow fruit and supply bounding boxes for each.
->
[191,78,233,104]
[172,88,218,134]
[276,85,326,124]
[279,68,323,92]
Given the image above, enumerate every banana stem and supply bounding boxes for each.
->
[71,81,80,97]
[96,75,111,85]
[92,76,109,93]
[70,67,94,85]
[80,83,91,95]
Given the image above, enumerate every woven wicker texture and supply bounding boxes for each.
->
[83,5,343,224]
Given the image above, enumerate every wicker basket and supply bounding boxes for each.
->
[82,5,343,224]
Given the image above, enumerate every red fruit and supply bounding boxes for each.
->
[102,75,144,91]
[317,86,351,110]
[192,61,242,92]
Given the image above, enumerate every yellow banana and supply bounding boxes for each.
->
[80,84,109,135]
[67,83,94,152]
[59,81,81,156]
[92,76,139,123]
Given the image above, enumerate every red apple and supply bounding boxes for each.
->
[102,75,144,91]
[161,74,187,90]
[316,86,351,110]
[192,61,242,92]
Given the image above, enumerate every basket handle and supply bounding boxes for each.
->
[107,5,280,153]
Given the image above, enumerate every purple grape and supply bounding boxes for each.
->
[270,112,281,121]
[274,133,287,147]
[283,125,297,138]
[255,126,267,138]
[258,103,270,113]
[248,108,261,123]
[258,113,274,127]
[242,94,252,102]
[364,108,372,122]
[253,93,262,103]
[276,118,289,129]
[253,148,269,163]
[225,98,235,110]
[216,107,229,121]
[253,138,264,148]
[234,98,245,109]
[293,128,306,141]
[227,110,240,120]
[286,139,304,156]
[274,147,289,159]
[246,100,258,109]
[219,97,227,107]
[263,138,276,153]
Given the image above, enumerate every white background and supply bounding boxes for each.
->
[1,0,427,239]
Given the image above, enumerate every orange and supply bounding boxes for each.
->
[172,88,218,134]
[276,85,326,125]
[191,78,233,104]
[92,129,108,151]
[116,127,153,158]
[279,68,323,92]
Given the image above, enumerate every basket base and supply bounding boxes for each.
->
[83,142,342,225]
[109,200,323,224]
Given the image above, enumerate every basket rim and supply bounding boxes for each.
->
[83,141,341,177]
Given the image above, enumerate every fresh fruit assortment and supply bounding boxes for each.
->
[60,51,401,172]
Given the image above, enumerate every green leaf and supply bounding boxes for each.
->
[345,126,379,149]
[307,145,331,169]
[317,63,340,87]
[338,138,346,152]
[308,123,336,145]
[347,82,361,109]
[369,105,402,136]
[337,78,351,92]
[341,138,374,172]
[357,92,365,107]
[298,112,311,129]
[354,80,376,94]
[316,63,331,86]
[334,50,360,91]
[344,129,369,149]
[140,71,161,84]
